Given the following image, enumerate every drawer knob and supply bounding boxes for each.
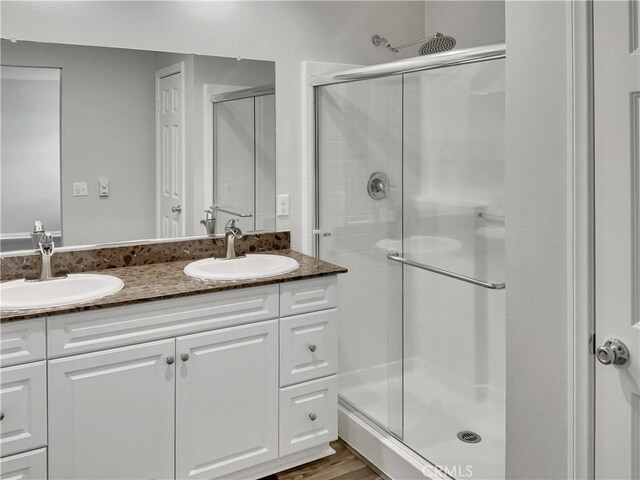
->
[308,344,317,353]
[166,356,175,365]
[181,353,190,362]
[0,412,4,421]
[309,413,317,421]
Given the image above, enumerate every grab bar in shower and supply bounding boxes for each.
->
[386,252,506,290]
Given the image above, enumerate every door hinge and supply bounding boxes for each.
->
[589,333,596,355]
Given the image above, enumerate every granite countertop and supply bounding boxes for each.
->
[0,250,347,322]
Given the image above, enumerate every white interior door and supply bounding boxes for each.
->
[156,64,185,238]
[594,1,640,478]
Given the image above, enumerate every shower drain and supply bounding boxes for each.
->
[457,431,482,444]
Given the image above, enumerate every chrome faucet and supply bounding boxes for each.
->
[200,208,216,235]
[223,219,244,259]
[33,233,67,282]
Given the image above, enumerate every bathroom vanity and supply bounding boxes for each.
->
[0,239,346,480]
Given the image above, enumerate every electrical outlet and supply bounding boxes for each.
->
[277,194,290,216]
[73,182,88,197]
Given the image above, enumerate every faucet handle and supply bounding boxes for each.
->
[33,220,45,234]
[39,233,55,255]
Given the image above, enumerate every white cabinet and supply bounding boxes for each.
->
[176,320,278,479]
[0,448,47,480]
[279,376,338,456]
[48,339,175,480]
[280,277,337,317]
[3,274,340,480]
[279,309,338,387]
[0,319,45,368]
[0,361,47,457]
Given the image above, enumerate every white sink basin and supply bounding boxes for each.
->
[0,274,124,311]
[184,254,299,281]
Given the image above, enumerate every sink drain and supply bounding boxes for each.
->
[457,431,481,444]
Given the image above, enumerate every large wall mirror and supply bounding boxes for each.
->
[0,39,276,253]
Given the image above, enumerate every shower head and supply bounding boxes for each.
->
[372,32,456,56]
[418,33,456,55]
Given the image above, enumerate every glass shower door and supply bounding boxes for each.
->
[316,76,404,436]
[401,59,506,479]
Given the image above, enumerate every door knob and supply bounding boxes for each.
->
[308,413,317,421]
[308,344,317,353]
[172,205,182,214]
[166,356,175,365]
[596,339,629,366]
[181,353,190,362]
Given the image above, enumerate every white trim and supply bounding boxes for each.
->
[338,402,449,480]
[567,1,595,478]
[155,62,187,238]
[203,84,215,211]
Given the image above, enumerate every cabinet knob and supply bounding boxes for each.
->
[309,413,317,421]
[181,353,190,362]
[166,356,175,365]
[0,412,4,421]
[308,344,317,353]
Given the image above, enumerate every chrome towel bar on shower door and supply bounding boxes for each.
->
[386,252,506,290]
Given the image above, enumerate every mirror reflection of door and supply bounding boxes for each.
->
[212,88,276,234]
[0,65,62,251]
[155,63,186,239]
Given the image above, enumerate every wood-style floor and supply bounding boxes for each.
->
[260,440,383,480]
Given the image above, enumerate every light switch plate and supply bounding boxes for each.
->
[73,182,88,197]
[277,194,290,216]
[98,178,109,197]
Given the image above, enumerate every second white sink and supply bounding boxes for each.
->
[184,254,300,281]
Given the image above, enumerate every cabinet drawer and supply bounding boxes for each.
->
[280,309,338,387]
[0,362,47,457]
[48,285,279,357]
[279,375,337,456]
[280,276,337,317]
[0,448,47,480]
[0,319,46,368]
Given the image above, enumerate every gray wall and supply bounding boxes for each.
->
[1,40,157,246]
[505,1,570,478]
[425,1,505,48]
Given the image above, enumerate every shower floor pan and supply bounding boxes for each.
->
[340,357,505,480]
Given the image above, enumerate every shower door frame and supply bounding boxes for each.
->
[311,43,507,466]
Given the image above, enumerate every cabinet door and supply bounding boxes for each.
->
[0,361,47,457]
[176,320,278,479]
[0,448,47,480]
[48,339,175,480]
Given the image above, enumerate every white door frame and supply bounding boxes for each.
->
[568,0,595,478]
[155,62,186,238]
